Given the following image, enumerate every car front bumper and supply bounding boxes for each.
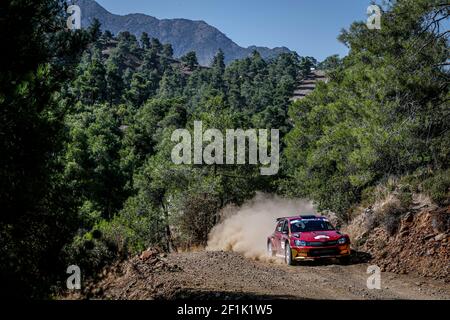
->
[291,244,351,260]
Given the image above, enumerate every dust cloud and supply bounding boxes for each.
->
[206,193,316,261]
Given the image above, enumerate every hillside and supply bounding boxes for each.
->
[344,195,449,280]
[2,0,448,299]
[74,0,292,65]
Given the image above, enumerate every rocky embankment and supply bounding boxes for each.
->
[346,202,449,281]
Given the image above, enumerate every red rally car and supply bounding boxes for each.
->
[267,215,351,265]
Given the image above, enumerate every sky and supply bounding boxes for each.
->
[96,0,375,61]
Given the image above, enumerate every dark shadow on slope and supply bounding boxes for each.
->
[154,288,309,300]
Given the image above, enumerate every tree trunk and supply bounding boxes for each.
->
[161,202,176,252]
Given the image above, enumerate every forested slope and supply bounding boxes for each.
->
[0,0,448,298]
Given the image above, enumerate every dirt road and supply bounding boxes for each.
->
[89,250,450,300]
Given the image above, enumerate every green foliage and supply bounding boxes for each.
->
[181,51,199,69]
[318,54,341,71]
[63,232,114,278]
[298,56,317,77]
[422,169,450,205]
[58,24,301,265]
[162,43,174,58]
[284,0,449,219]
[64,104,130,219]
[6,0,448,299]
[72,48,107,104]
[140,32,150,49]
[0,0,90,298]
[96,194,167,255]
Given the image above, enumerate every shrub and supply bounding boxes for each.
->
[63,193,168,278]
[422,169,450,205]
[77,200,102,230]
[397,184,413,208]
[96,194,167,256]
[62,232,114,278]
[170,193,220,248]
[360,186,376,207]
[365,193,406,236]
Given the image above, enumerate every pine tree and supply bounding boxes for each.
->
[162,43,174,57]
[151,37,163,54]
[210,49,226,91]
[105,56,124,105]
[181,51,198,70]
[73,48,107,104]
[140,32,151,49]
[0,0,89,298]
[88,18,102,42]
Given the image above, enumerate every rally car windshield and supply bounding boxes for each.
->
[290,220,335,232]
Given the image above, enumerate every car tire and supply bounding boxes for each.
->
[285,242,294,266]
[267,241,275,257]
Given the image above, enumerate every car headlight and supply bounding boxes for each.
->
[294,240,306,246]
[338,237,347,245]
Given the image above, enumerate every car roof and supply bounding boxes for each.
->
[276,215,326,222]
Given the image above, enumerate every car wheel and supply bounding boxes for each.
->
[267,241,275,257]
[285,242,294,266]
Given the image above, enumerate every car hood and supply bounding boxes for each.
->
[293,230,343,241]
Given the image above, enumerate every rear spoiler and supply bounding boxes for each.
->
[300,215,318,219]
[276,215,323,222]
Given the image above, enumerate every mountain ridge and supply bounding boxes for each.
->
[73,0,293,65]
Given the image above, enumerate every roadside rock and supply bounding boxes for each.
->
[349,205,449,281]
[140,247,163,260]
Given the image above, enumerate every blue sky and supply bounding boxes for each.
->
[96,0,374,61]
